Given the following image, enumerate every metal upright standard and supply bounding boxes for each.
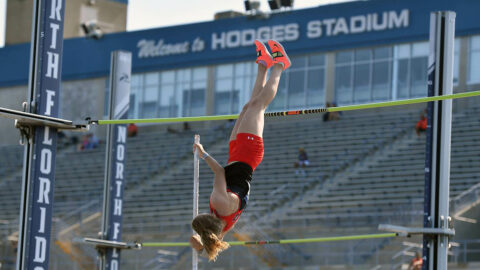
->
[193,135,200,270]
[0,106,87,131]
[424,11,456,270]
[381,11,456,270]
[100,51,132,270]
[16,1,66,269]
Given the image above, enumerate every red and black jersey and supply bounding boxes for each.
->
[210,162,252,232]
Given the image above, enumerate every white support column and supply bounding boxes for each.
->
[425,11,455,270]
[193,134,200,270]
[436,11,455,270]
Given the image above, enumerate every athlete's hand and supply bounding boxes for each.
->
[193,143,206,158]
[190,234,204,251]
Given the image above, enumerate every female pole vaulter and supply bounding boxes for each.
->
[190,39,291,261]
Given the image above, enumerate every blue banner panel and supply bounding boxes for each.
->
[422,13,436,270]
[105,51,131,270]
[423,62,434,270]
[26,0,65,269]
[105,124,127,270]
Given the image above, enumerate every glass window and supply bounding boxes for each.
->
[128,67,206,119]
[468,36,480,84]
[412,42,429,57]
[159,84,175,117]
[177,69,191,83]
[307,68,325,106]
[374,47,391,60]
[397,44,410,59]
[161,71,175,84]
[355,49,371,62]
[182,90,190,117]
[216,78,232,91]
[214,63,243,114]
[142,102,156,118]
[291,56,307,67]
[410,57,428,97]
[215,78,233,115]
[393,42,428,99]
[231,90,240,114]
[214,91,238,115]
[469,51,480,84]
[335,47,391,104]
[309,54,325,67]
[353,62,371,102]
[336,51,353,64]
[183,88,206,117]
[212,57,326,114]
[288,70,306,109]
[471,36,480,50]
[193,67,207,81]
[145,73,159,85]
[270,75,287,110]
[143,86,158,102]
[234,63,246,77]
[141,85,157,118]
[410,43,428,97]
[182,68,207,117]
[217,64,233,78]
[129,74,143,118]
[233,79,244,111]
[189,88,206,116]
[128,94,136,118]
[372,61,391,100]
[131,74,142,88]
[271,53,326,110]
[396,59,409,99]
[335,65,353,104]
[453,39,460,86]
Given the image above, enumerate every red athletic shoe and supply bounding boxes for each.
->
[267,40,291,70]
[255,40,274,68]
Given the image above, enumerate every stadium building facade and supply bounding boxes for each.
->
[0,0,479,144]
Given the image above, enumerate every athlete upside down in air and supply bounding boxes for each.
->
[190,39,291,261]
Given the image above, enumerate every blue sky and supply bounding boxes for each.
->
[126,0,351,31]
[0,0,351,47]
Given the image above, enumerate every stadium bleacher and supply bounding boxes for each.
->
[0,102,478,269]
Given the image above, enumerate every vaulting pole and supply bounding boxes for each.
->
[193,135,200,270]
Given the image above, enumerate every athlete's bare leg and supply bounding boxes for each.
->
[229,64,268,141]
[236,64,283,138]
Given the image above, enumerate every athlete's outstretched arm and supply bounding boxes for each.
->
[193,143,223,175]
[193,143,227,195]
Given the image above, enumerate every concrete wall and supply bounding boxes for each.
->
[5,0,127,45]
[60,77,106,122]
[60,76,108,139]
[0,85,26,145]
[0,76,107,145]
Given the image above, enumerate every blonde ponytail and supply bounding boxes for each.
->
[192,214,230,261]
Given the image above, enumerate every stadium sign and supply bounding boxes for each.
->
[136,9,409,58]
[306,9,409,38]
[137,37,205,58]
